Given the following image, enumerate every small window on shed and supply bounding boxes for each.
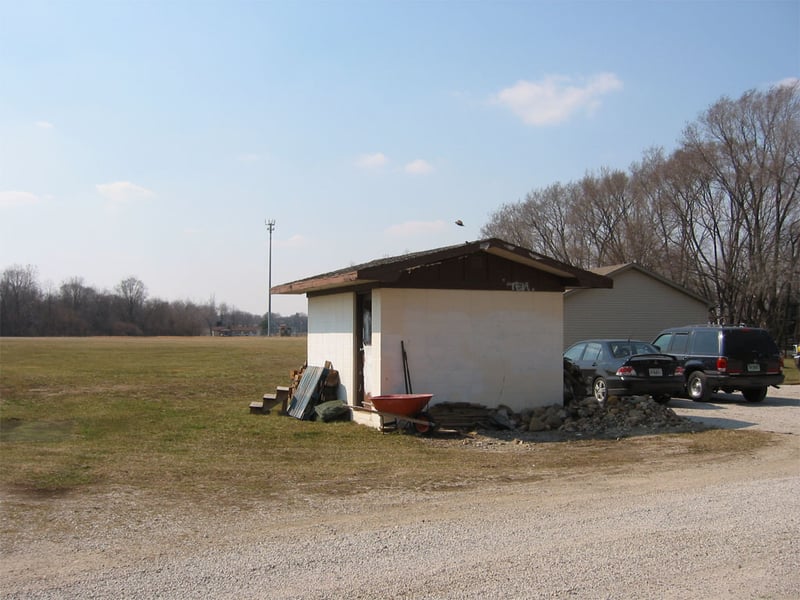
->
[360,292,372,346]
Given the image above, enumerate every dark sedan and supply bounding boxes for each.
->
[563,339,685,404]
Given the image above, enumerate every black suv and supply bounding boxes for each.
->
[652,325,785,403]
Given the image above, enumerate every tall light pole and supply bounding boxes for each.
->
[266,219,276,336]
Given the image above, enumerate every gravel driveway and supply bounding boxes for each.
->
[670,383,800,434]
[2,387,798,599]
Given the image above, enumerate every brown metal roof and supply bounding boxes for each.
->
[272,238,612,295]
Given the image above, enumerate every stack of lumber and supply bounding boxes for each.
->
[288,361,339,402]
[427,402,493,430]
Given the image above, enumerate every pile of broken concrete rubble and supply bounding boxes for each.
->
[526,395,701,436]
[431,395,704,439]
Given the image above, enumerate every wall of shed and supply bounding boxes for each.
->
[373,288,562,412]
[307,293,356,402]
[563,269,709,348]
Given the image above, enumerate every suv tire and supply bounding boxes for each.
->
[688,371,711,402]
[742,386,767,403]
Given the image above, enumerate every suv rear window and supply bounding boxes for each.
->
[723,329,779,355]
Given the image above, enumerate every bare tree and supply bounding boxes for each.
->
[0,265,41,336]
[116,276,148,328]
[482,183,577,264]
[675,84,800,339]
[481,84,800,342]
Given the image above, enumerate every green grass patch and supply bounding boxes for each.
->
[782,357,799,384]
[0,337,778,502]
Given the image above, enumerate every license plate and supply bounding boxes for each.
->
[648,368,663,377]
[747,363,761,372]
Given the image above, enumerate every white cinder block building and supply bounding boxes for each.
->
[272,239,611,427]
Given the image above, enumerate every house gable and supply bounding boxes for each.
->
[564,263,711,347]
[363,252,569,292]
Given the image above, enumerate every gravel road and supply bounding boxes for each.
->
[2,386,799,599]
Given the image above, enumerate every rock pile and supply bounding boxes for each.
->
[427,396,704,440]
[430,396,703,438]
[524,395,699,436]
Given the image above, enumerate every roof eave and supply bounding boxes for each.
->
[271,271,375,295]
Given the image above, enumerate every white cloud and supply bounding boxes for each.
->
[404,159,434,175]
[275,234,308,248]
[35,120,54,129]
[492,73,623,126]
[386,220,447,236]
[355,152,389,169]
[776,77,800,89]
[96,181,154,203]
[0,190,42,208]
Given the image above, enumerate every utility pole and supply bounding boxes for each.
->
[266,219,276,336]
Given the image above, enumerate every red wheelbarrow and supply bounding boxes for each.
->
[368,393,438,435]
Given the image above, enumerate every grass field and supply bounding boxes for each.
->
[0,337,782,504]
[784,355,800,384]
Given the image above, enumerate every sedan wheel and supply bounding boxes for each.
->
[593,377,608,403]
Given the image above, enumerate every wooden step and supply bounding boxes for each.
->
[262,393,280,411]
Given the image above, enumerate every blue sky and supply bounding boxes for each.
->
[1,1,798,316]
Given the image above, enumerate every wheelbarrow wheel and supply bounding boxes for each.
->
[413,412,436,436]
[398,419,415,434]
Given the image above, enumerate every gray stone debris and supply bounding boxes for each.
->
[525,395,699,436]
[475,395,702,438]
[429,396,704,439]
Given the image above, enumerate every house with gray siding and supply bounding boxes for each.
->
[563,263,710,348]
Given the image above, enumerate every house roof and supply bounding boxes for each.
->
[564,262,710,305]
[272,238,613,295]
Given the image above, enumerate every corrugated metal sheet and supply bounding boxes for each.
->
[287,366,329,420]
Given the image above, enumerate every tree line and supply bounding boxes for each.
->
[0,267,308,337]
[482,84,800,346]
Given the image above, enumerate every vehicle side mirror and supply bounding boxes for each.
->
[654,345,661,351]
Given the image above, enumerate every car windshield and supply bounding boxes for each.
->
[609,341,658,359]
